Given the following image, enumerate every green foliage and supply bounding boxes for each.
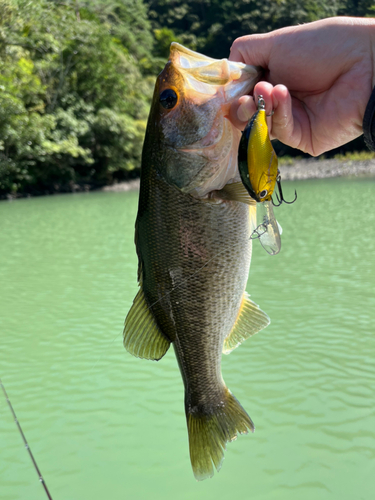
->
[278,155,302,165]
[153,27,182,58]
[332,150,375,161]
[338,0,375,17]
[1,0,374,196]
[0,0,153,196]
[147,0,342,58]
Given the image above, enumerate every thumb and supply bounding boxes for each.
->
[229,33,273,69]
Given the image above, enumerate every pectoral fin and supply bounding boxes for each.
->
[219,182,257,233]
[219,182,256,206]
[123,286,170,360]
[223,292,270,354]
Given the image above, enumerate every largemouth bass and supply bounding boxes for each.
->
[124,43,270,480]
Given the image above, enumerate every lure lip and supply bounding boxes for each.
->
[250,200,281,255]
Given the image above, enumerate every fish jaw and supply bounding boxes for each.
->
[145,43,262,198]
[169,42,260,102]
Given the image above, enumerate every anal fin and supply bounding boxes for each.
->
[123,286,170,360]
[223,292,270,354]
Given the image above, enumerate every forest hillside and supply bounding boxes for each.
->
[0,0,374,196]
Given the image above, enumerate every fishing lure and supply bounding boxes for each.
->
[238,95,278,203]
[238,95,296,255]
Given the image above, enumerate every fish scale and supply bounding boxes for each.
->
[138,169,252,351]
[123,43,270,480]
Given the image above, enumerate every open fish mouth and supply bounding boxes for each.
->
[168,44,261,197]
[170,43,260,100]
[154,43,261,197]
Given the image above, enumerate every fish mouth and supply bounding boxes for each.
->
[169,43,261,197]
[170,43,261,100]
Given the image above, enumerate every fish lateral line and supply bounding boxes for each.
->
[143,222,271,315]
[144,243,230,314]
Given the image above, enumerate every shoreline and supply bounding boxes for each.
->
[2,158,375,200]
[278,158,375,181]
[102,158,375,192]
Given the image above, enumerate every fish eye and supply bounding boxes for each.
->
[259,189,268,199]
[159,89,178,109]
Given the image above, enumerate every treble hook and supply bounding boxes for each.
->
[272,175,297,206]
[272,187,282,207]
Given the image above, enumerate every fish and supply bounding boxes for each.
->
[123,43,270,481]
[238,95,282,255]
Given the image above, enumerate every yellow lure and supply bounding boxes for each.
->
[238,96,279,202]
[238,96,282,255]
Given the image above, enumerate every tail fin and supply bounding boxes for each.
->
[186,389,254,481]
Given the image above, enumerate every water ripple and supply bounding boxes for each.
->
[1,181,375,500]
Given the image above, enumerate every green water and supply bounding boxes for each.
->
[1,177,374,500]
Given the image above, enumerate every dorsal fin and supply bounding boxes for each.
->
[223,292,270,354]
[124,286,170,360]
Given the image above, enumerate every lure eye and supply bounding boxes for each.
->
[259,189,268,199]
[160,89,178,109]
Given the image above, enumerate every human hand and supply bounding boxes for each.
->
[229,17,375,156]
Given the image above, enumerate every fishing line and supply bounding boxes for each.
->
[0,378,53,500]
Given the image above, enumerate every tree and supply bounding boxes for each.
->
[0,0,154,196]
[148,0,346,58]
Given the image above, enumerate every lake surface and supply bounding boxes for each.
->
[1,177,374,500]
